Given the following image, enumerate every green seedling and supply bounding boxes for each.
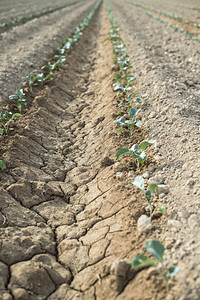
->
[115,107,142,134]
[0,111,21,135]
[115,140,155,168]
[131,239,180,291]
[42,64,56,80]
[33,73,45,85]
[23,73,36,92]
[133,175,165,216]
[0,160,6,170]
[9,89,27,112]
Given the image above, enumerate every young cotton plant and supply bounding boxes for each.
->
[115,140,155,168]
[0,111,21,135]
[9,89,27,113]
[133,175,165,216]
[115,107,142,135]
[131,239,180,290]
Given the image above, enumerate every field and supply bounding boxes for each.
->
[0,0,199,299]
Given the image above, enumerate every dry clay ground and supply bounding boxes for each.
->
[0,0,200,299]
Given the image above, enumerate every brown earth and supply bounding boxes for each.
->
[133,0,200,22]
[0,2,167,300]
[0,0,96,107]
[127,0,200,39]
[0,0,200,299]
[109,0,200,299]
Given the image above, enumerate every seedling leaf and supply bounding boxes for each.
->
[148,183,159,192]
[134,97,142,103]
[129,107,139,119]
[131,254,157,269]
[114,117,125,126]
[11,113,21,120]
[133,176,144,191]
[0,160,6,170]
[129,144,139,152]
[115,148,130,161]
[140,140,156,150]
[167,266,180,278]
[114,84,125,92]
[135,119,142,127]
[145,239,165,262]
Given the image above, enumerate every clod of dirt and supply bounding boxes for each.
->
[101,156,114,167]
[110,258,136,293]
[137,214,152,233]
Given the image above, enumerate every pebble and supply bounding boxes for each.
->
[188,214,199,227]
[137,215,152,233]
[142,171,150,179]
[127,171,135,178]
[116,172,124,181]
[187,179,195,188]
[147,163,156,172]
[85,90,94,96]
[168,219,181,228]
[148,111,156,118]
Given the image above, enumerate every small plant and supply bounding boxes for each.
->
[115,140,155,167]
[133,175,165,216]
[9,89,27,112]
[23,73,36,92]
[33,73,45,85]
[0,111,21,135]
[131,239,180,290]
[0,160,6,170]
[115,107,142,134]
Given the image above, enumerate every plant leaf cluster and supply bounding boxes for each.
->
[131,239,180,289]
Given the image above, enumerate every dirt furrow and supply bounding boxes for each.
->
[127,1,200,39]
[0,0,86,35]
[110,0,200,299]
[0,0,96,106]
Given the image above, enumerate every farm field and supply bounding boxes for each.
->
[0,0,199,299]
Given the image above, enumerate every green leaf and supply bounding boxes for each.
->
[0,128,4,135]
[114,84,125,92]
[157,206,165,214]
[167,266,180,278]
[114,117,125,126]
[133,176,144,191]
[134,97,142,103]
[129,107,139,119]
[131,254,157,269]
[140,140,156,150]
[117,127,126,134]
[148,183,159,192]
[115,148,130,161]
[145,240,165,262]
[0,160,6,170]
[118,103,126,107]
[11,113,21,120]
[129,144,139,152]
[9,95,18,100]
[16,89,24,98]
[135,151,147,163]
[144,189,153,201]
[127,93,136,100]
[135,119,142,127]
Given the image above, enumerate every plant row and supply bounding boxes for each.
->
[129,1,200,29]
[127,0,200,42]
[0,0,85,31]
[106,0,179,289]
[0,0,102,169]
